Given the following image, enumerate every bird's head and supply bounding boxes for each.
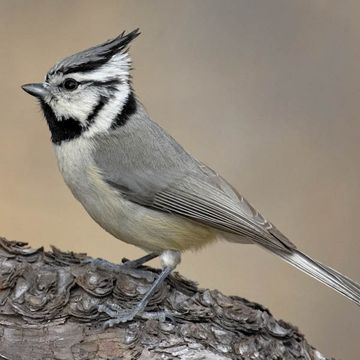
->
[22,29,140,145]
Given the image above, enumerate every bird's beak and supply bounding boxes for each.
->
[21,83,49,99]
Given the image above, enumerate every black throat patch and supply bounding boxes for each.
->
[40,92,137,145]
[40,101,83,145]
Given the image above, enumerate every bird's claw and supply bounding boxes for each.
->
[83,257,121,272]
[97,303,173,328]
[98,303,134,328]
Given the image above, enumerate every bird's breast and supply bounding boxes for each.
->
[53,138,217,253]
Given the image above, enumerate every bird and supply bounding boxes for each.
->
[22,29,360,325]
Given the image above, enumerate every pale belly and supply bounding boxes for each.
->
[83,192,218,253]
[54,140,217,253]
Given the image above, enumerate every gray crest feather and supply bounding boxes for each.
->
[47,29,140,77]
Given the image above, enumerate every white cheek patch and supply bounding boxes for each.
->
[83,82,131,137]
[49,89,99,126]
[45,53,132,133]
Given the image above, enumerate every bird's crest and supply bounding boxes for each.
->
[47,29,140,78]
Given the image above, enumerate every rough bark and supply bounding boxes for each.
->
[0,237,329,360]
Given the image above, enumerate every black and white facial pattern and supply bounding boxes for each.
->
[39,30,140,144]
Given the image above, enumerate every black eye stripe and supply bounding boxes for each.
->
[44,78,121,89]
[82,79,121,87]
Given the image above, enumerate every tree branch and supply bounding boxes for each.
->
[0,237,329,359]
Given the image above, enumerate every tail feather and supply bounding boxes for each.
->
[265,247,360,306]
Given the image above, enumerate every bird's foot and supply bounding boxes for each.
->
[98,303,137,327]
[121,252,158,268]
[97,302,172,328]
[82,257,121,272]
[83,253,158,271]
[95,252,180,328]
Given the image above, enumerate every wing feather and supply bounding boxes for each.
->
[93,114,360,306]
[93,117,295,253]
[106,167,296,253]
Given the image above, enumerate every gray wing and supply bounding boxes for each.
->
[109,169,295,251]
[92,112,360,307]
[93,112,295,253]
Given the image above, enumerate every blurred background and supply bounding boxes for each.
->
[1,1,359,358]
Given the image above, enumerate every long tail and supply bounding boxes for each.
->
[265,246,360,306]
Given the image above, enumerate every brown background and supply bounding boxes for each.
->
[1,1,359,358]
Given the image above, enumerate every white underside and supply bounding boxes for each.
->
[54,138,219,254]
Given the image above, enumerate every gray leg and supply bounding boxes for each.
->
[83,253,158,271]
[122,252,158,268]
[98,250,181,327]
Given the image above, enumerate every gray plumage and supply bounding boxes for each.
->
[94,100,360,305]
[93,104,295,251]
[22,30,360,323]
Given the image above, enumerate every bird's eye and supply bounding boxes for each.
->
[62,78,79,91]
